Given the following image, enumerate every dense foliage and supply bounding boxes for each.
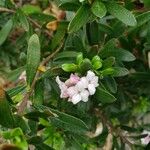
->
[0,0,150,149]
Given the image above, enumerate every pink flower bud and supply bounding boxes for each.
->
[65,74,80,86]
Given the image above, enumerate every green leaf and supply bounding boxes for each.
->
[101,48,136,62]
[17,9,29,31]
[62,63,78,72]
[68,5,91,33]
[79,58,93,73]
[26,34,41,86]
[100,39,135,62]
[100,68,115,76]
[112,67,129,77]
[102,57,116,69]
[76,53,83,65]
[92,55,102,70]
[106,2,137,26]
[136,11,150,27]
[7,85,26,98]
[2,128,28,150]
[33,80,44,105]
[95,87,116,103]
[103,77,117,93]
[21,4,41,14]
[59,2,80,11]
[0,19,13,46]
[0,88,15,128]
[143,0,150,8]
[30,13,56,24]
[34,105,89,134]
[91,0,106,18]
[54,51,78,61]
[86,21,102,45]
[130,72,150,81]
[50,22,68,50]
[50,108,89,134]
[14,115,30,133]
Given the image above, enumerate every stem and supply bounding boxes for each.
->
[95,108,133,147]
[0,7,52,37]
[17,41,64,115]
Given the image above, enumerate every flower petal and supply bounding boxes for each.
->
[80,77,89,88]
[86,70,95,81]
[75,81,85,92]
[67,86,78,97]
[88,84,96,95]
[80,90,89,102]
[71,94,82,104]
[90,76,99,87]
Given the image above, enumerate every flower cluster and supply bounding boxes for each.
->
[56,70,99,104]
[141,130,150,145]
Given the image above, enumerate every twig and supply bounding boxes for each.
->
[0,7,15,13]
[95,108,133,147]
[17,41,64,115]
[0,7,52,37]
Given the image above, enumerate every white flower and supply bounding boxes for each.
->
[88,84,96,95]
[56,70,99,105]
[67,86,78,98]
[75,81,85,92]
[80,77,89,88]
[86,70,95,81]
[90,76,99,87]
[56,76,68,98]
[86,71,99,87]
[141,130,150,145]
[71,94,82,104]
[80,90,89,102]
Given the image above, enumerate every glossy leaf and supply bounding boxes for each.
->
[112,67,129,77]
[26,34,41,86]
[0,19,13,46]
[91,0,106,18]
[68,5,90,33]
[95,87,116,103]
[17,9,29,31]
[0,87,15,128]
[107,2,137,26]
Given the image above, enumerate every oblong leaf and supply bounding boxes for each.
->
[91,0,106,18]
[95,87,116,103]
[106,2,137,26]
[17,9,29,31]
[0,87,15,128]
[0,19,13,46]
[68,5,91,33]
[26,34,41,86]
[101,48,136,62]
[112,67,129,77]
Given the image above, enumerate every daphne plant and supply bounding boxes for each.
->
[0,0,150,149]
